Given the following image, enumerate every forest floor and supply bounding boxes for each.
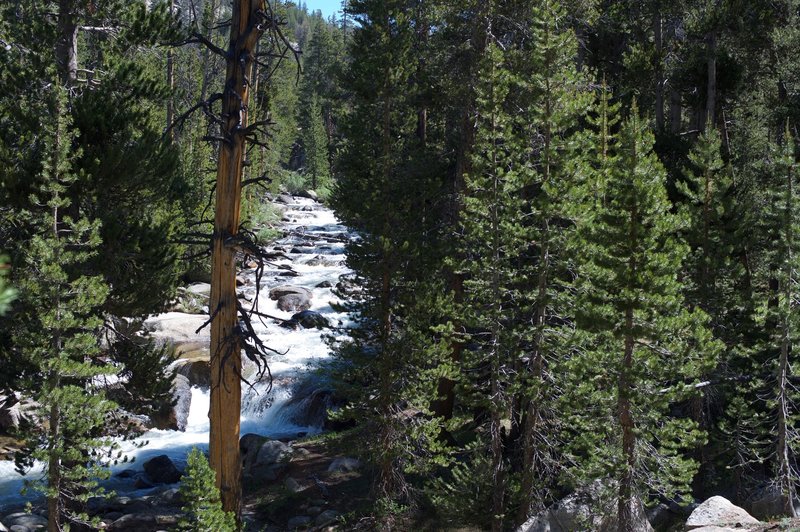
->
[242,432,480,532]
[244,434,375,531]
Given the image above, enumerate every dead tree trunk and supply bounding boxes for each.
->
[209,0,264,517]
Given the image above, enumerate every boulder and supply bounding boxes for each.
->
[107,513,158,531]
[291,310,330,329]
[315,281,332,288]
[0,393,39,432]
[240,433,270,469]
[242,439,292,484]
[277,293,311,312]
[315,509,339,526]
[287,516,312,530]
[142,312,210,346]
[176,360,211,388]
[143,454,182,484]
[334,275,361,298]
[151,374,191,431]
[519,480,653,532]
[287,388,333,427]
[269,285,312,301]
[686,496,760,530]
[276,194,295,204]
[327,457,361,473]
[285,476,303,493]
[2,513,47,531]
[746,484,799,520]
[255,440,292,467]
[186,283,211,296]
[298,189,318,201]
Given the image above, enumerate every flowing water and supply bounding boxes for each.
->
[0,196,354,510]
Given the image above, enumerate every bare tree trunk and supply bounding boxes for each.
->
[669,88,681,133]
[56,0,78,88]
[166,0,175,138]
[209,0,264,518]
[777,163,798,517]
[653,1,664,132]
[618,309,636,532]
[705,30,717,131]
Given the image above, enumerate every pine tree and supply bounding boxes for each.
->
[13,88,117,532]
[179,448,236,532]
[331,0,446,518]
[675,126,737,492]
[0,255,15,316]
[300,93,331,192]
[511,1,590,522]
[454,38,523,532]
[760,129,800,517]
[564,100,719,531]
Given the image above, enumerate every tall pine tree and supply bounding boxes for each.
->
[13,88,117,532]
[565,99,719,530]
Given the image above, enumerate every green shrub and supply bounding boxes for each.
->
[179,447,236,532]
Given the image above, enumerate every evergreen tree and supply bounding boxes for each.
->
[300,93,331,192]
[331,0,445,518]
[454,38,523,532]
[564,100,719,530]
[179,448,236,532]
[759,130,800,516]
[0,255,14,316]
[13,88,117,532]
[676,126,740,492]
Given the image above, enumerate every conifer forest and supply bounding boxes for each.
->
[2,0,800,531]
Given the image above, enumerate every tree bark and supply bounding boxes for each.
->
[653,2,664,132]
[166,0,175,138]
[777,163,797,517]
[56,0,78,88]
[209,0,264,518]
[705,30,717,131]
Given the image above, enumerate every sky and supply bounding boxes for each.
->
[303,0,343,20]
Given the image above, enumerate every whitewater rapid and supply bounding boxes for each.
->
[0,196,354,510]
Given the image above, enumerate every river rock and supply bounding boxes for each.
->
[142,312,210,346]
[143,454,182,484]
[269,285,312,301]
[315,281,332,288]
[276,194,295,204]
[291,310,329,329]
[328,457,361,473]
[255,440,292,467]
[287,516,312,529]
[519,479,653,532]
[240,433,270,468]
[242,439,292,483]
[176,359,211,388]
[151,374,191,431]
[277,293,311,312]
[0,393,39,432]
[746,483,798,519]
[334,275,361,297]
[686,496,759,529]
[287,388,332,427]
[315,509,339,526]
[2,513,47,531]
[298,189,318,201]
[285,476,303,493]
[107,513,158,531]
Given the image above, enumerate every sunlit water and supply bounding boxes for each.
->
[0,197,354,511]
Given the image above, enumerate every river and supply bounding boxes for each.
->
[0,195,354,511]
